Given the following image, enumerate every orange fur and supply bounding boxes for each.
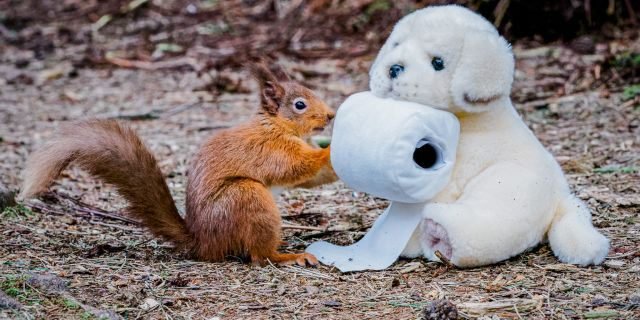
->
[20,64,336,266]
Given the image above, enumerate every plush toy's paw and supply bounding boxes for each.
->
[548,196,610,266]
[420,219,453,260]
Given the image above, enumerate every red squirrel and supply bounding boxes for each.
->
[19,64,337,266]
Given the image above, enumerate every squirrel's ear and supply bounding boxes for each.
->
[269,64,292,82]
[261,80,285,114]
[451,31,514,113]
[251,63,285,114]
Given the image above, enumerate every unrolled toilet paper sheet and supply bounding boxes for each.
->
[307,202,426,272]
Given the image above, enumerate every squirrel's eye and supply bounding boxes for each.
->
[431,57,445,71]
[293,100,307,112]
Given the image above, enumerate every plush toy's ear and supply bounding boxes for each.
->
[450,31,514,113]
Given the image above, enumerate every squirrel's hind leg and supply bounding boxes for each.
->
[221,179,318,267]
[254,252,319,267]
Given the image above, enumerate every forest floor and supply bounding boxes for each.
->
[1,1,639,319]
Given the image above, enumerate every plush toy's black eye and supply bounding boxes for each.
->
[431,57,445,71]
[295,100,307,110]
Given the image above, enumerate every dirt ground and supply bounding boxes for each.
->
[1,1,640,319]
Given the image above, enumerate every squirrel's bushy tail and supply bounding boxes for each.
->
[20,120,193,248]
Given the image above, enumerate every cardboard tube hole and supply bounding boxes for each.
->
[413,141,440,169]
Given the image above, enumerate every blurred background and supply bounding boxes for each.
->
[1,2,639,319]
[1,0,639,78]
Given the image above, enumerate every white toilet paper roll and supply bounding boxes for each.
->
[330,91,460,203]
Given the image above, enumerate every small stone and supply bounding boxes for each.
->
[604,260,625,269]
[570,35,595,54]
[26,274,68,293]
[0,290,22,309]
[185,3,197,14]
[591,294,607,306]
[322,300,341,308]
[629,292,640,305]
[305,285,319,296]
[139,297,160,311]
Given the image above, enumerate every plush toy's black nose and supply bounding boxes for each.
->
[413,142,439,169]
[389,64,404,79]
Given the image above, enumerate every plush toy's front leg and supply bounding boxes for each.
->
[419,163,556,267]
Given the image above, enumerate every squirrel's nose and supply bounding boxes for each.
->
[389,64,404,79]
[327,112,335,121]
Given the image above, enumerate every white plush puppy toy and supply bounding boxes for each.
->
[309,5,609,270]
[372,5,609,267]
